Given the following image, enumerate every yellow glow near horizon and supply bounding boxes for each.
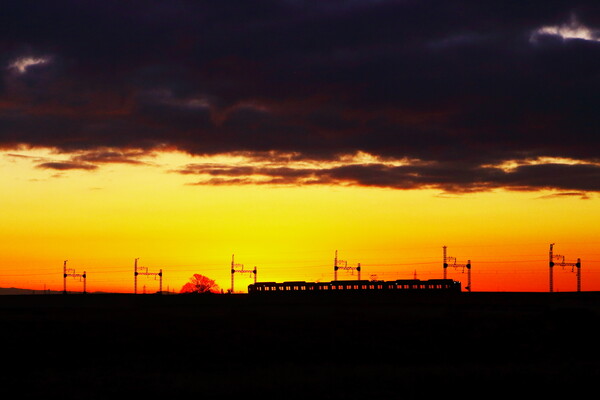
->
[1,149,599,293]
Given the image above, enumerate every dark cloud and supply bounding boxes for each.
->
[4,153,37,159]
[1,1,600,192]
[537,192,591,200]
[176,161,600,193]
[70,149,153,165]
[36,161,98,171]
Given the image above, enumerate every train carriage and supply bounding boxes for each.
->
[248,279,461,293]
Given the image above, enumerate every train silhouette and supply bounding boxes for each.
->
[248,278,461,293]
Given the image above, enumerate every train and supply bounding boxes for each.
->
[248,279,461,293]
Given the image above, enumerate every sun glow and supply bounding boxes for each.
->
[1,148,599,293]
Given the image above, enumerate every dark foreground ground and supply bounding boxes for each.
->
[1,291,600,399]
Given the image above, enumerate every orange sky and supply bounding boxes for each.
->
[1,149,598,293]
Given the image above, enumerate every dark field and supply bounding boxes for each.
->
[1,292,600,399]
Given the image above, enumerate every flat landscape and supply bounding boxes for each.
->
[1,291,599,399]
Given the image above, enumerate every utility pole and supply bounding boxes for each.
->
[63,260,86,294]
[134,258,163,294]
[134,258,138,294]
[333,250,361,281]
[230,254,257,293]
[443,246,471,292]
[549,243,581,292]
[63,260,68,294]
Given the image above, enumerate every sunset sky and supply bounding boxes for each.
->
[1,1,599,293]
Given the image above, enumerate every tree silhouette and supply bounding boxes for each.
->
[180,274,220,294]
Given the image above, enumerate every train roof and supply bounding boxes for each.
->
[251,279,458,286]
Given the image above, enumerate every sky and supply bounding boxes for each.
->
[1,1,599,293]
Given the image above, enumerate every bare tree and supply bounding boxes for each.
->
[180,274,220,294]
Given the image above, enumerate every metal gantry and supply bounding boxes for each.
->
[333,250,361,281]
[230,254,257,293]
[443,246,471,292]
[549,243,581,292]
[63,260,87,294]
[134,258,163,294]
